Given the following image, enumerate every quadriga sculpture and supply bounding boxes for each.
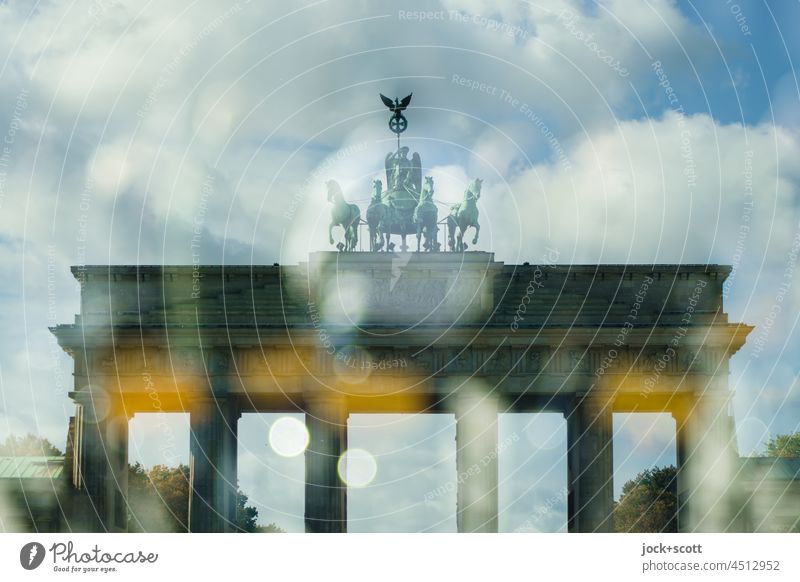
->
[366,179,389,252]
[447,178,482,252]
[326,179,360,252]
[413,176,439,252]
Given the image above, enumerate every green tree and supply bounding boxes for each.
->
[236,490,258,532]
[254,523,285,533]
[126,463,265,533]
[614,465,678,533]
[764,433,800,458]
[0,433,62,456]
[127,463,192,532]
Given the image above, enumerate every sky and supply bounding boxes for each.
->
[0,0,799,532]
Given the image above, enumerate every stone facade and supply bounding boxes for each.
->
[52,252,751,532]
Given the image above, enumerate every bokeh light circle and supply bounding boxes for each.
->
[337,448,377,487]
[268,416,309,457]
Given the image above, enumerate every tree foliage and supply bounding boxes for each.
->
[0,433,63,456]
[614,465,678,533]
[127,463,192,532]
[127,463,267,533]
[764,433,800,458]
[236,490,259,532]
[255,523,285,533]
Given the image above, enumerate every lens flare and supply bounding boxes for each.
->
[332,345,372,384]
[268,416,309,457]
[337,448,377,487]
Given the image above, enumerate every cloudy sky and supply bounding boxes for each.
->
[0,0,799,532]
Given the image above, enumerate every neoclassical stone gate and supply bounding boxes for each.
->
[53,252,750,532]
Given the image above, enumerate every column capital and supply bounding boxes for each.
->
[303,391,349,419]
[570,391,615,413]
[73,391,132,422]
[671,390,731,424]
[304,390,348,403]
[206,349,234,375]
[187,394,241,416]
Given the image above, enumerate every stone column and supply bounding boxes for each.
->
[673,390,735,532]
[105,413,129,532]
[455,390,499,533]
[304,394,348,533]
[72,394,129,532]
[188,397,240,532]
[566,393,614,533]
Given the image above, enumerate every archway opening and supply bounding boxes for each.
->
[238,413,305,533]
[127,412,189,532]
[612,412,677,533]
[499,412,568,532]
[347,413,456,532]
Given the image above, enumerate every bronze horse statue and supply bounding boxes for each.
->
[326,179,360,252]
[366,179,389,251]
[413,176,439,252]
[447,178,482,252]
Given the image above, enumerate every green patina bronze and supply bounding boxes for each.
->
[447,178,482,252]
[414,176,439,252]
[327,92,482,253]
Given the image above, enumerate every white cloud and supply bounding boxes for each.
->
[0,0,798,532]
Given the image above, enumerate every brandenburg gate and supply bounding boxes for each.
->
[52,93,750,533]
[52,253,750,533]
